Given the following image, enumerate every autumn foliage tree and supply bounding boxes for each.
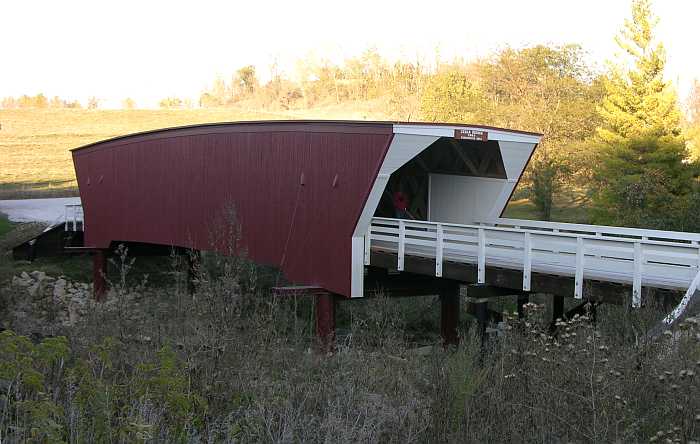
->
[420,45,601,220]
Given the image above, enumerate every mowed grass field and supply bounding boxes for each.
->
[0,106,587,222]
[0,108,297,199]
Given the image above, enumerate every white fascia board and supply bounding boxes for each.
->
[352,133,439,238]
[499,141,537,180]
[393,124,542,145]
[350,133,439,298]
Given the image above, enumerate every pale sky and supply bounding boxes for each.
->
[1,0,699,108]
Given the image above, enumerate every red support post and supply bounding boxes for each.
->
[316,292,336,352]
[440,285,460,347]
[93,249,107,301]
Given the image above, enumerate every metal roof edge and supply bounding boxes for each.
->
[70,119,543,153]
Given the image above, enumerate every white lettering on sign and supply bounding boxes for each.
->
[454,129,488,141]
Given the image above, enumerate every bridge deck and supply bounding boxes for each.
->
[367,217,700,310]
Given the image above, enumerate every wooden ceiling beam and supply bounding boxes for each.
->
[448,139,479,175]
[478,147,497,175]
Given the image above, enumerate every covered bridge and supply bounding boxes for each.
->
[72,121,538,298]
[50,120,700,343]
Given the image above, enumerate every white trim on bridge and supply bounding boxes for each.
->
[366,217,700,311]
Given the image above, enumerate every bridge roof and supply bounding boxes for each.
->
[71,120,542,153]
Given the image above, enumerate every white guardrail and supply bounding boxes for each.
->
[64,204,84,232]
[366,217,700,309]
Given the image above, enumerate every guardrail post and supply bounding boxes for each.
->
[523,232,531,291]
[397,220,405,271]
[436,224,444,277]
[477,228,486,284]
[574,237,584,299]
[632,242,642,308]
[364,225,371,265]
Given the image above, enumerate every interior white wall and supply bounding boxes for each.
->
[428,141,536,225]
[429,175,511,224]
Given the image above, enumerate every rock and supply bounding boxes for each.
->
[27,282,41,298]
[12,276,31,287]
[20,272,30,280]
[30,271,46,281]
[53,279,67,300]
[68,304,79,325]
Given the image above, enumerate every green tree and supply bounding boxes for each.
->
[687,79,700,160]
[591,0,697,228]
[233,65,258,99]
[420,66,484,123]
[158,97,183,109]
[597,0,682,145]
[420,45,601,220]
[592,137,695,228]
[86,96,100,110]
[121,97,136,109]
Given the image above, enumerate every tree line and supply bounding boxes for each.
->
[195,1,700,231]
[2,0,698,231]
[1,94,83,109]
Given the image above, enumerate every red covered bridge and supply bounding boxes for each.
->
[57,120,700,342]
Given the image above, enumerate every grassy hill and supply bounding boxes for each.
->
[1,107,394,199]
[0,105,588,222]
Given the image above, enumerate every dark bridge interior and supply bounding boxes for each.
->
[373,137,507,220]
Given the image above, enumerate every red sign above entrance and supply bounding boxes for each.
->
[454,128,488,141]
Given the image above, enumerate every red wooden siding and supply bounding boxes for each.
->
[72,122,394,297]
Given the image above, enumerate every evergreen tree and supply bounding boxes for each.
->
[596,0,681,144]
[591,0,697,229]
